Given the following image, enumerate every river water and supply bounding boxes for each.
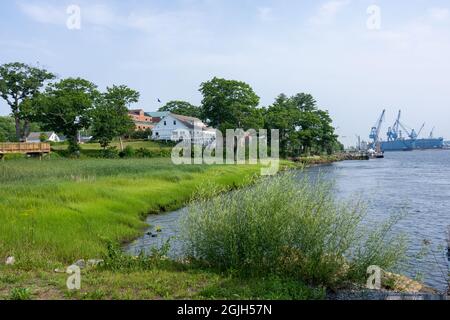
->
[125,150,450,292]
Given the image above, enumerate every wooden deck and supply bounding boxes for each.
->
[0,143,51,159]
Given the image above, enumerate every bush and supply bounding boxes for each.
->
[3,153,26,161]
[119,145,135,158]
[128,129,152,140]
[102,241,171,272]
[101,147,119,159]
[180,173,406,288]
[135,147,153,158]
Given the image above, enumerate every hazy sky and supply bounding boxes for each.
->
[1,0,449,146]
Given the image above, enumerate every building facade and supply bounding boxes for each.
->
[145,112,169,124]
[128,109,154,131]
[152,113,216,145]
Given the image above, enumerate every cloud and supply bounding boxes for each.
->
[309,0,350,26]
[257,7,274,22]
[17,1,205,39]
[17,2,66,24]
[427,7,449,22]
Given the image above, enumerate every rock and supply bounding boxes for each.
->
[5,256,15,265]
[87,259,104,267]
[74,259,86,269]
[382,271,437,294]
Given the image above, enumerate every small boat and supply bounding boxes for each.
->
[368,146,385,159]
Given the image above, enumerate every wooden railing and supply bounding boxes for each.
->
[0,143,51,154]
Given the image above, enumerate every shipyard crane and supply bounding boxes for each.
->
[429,127,435,139]
[387,110,401,141]
[369,109,385,149]
[397,121,414,140]
[398,122,425,140]
[416,123,426,138]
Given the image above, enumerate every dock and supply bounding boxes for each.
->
[0,143,51,160]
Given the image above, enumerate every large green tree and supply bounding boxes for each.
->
[158,100,201,118]
[199,77,263,132]
[264,93,339,157]
[32,78,98,154]
[264,94,302,157]
[0,116,41,142]
[91,85,139,150]
[0,62,54,141]
[0,116,16,142]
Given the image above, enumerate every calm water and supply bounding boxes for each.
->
[126,150,450,292]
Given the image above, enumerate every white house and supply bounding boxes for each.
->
[26,132,61,143]
[152,113,216,145]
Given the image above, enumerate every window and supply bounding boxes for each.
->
[174,121,177,125]
[164,121,167,126]
[156,132,159,136]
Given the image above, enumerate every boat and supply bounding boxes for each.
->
[381,138,444,152]
[371,110,445,152]
[368,145,384,159]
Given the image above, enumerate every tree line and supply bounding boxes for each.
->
[0,62,138,154]
[159,77,343,157]
[0,62,342,157]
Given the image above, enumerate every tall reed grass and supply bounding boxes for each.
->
[181,173,407,288]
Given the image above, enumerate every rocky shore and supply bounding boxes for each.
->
[289,152,369,166]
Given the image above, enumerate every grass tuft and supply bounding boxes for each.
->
[181,173,407,289]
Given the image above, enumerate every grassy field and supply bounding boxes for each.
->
[0,158,261,267]
[51,140,171,151]
[0,157,326,300]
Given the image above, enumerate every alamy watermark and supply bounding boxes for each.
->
[66,265,81,290]
[170,126,280,176]
[66,5,81,30]
[65,4,381,31]
[366,265,382,290]
[367,5,382,30]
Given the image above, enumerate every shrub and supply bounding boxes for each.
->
[119,145,135,158]
[135,147,153,158]
[3,153,26,161]
[159,149,172,158]
[128,129,152,140]
[180,173,406,288]
[102,241,171,272]
[101,147,119,159]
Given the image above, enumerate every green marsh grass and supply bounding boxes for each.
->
[0,158,260,268]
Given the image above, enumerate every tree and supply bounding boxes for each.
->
[199,77,263,132]
[32,78,98,155]
[264,93,339,157]
[0,62,54,141]
[0,116,41,142]
[39,133,49,142]
[158,100,201,118]
[91,85,139,150]
[0,116,16,142]
[264,94,302,157]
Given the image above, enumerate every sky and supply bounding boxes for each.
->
[1,0,449,146]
